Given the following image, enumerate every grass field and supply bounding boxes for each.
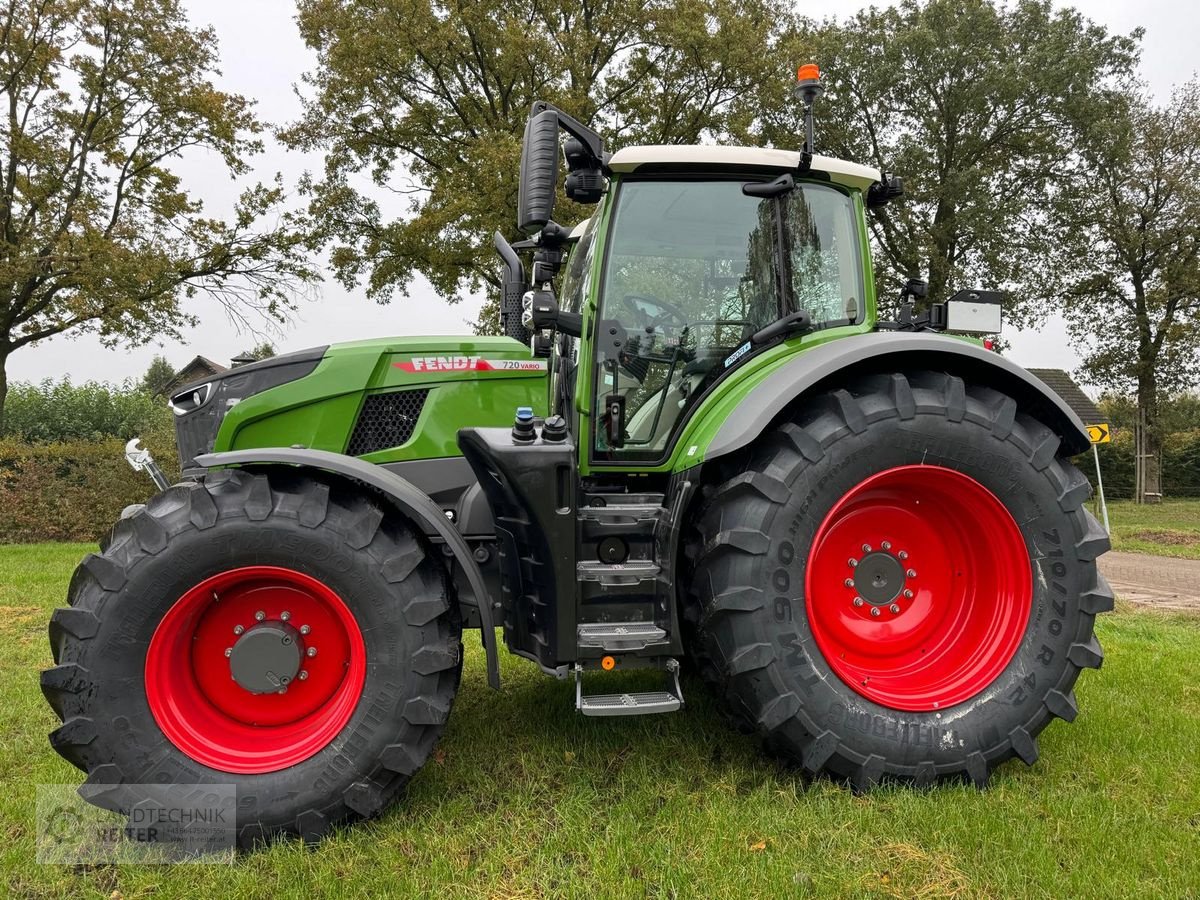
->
[1,543,1198,899]
[1105,499,1200,560]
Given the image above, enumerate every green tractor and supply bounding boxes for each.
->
[44,68,1110,848]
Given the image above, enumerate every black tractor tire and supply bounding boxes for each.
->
[689,371,1113,789]
[43,468,462,848]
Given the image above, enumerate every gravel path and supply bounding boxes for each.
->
[1098,551,1200,612]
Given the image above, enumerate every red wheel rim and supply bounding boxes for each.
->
[145,566,366,774]
[805,465,1031,712]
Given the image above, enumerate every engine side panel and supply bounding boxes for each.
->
[209,335,548,463]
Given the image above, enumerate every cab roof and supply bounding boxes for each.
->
[607,146,880,192]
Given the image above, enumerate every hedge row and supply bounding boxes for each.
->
[3,424,1200,544]
[0,428,179,544]
[1080,428,1200,499]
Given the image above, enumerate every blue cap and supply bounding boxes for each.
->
[515,406,534,421]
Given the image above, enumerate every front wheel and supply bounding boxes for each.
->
[690,372,1113,789]
[43,469,462,847]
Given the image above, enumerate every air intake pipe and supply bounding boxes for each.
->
[494,231,531,346]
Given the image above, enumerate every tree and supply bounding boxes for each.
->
[1057,81,1200,496]
[140,353,175,396]
[237,341,275,361]
[283,0,790,328]
[0,0,316,430]
[756,0,1140,322]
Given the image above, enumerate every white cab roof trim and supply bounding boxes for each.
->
[607,145,880,191]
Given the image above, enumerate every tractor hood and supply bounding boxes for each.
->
[172,334,548,476]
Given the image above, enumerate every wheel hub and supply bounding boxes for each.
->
[229,621,303,694]
[852,549,907,606]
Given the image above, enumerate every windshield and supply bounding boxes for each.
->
[595,178,863,460]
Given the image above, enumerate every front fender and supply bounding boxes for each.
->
[194,447,500,689]
[679,332,1090,470]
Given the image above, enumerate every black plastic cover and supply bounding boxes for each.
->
[172,346,326,474]
[458,426,578,670]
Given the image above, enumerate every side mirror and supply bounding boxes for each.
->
[524,289,582,338]
[517,107,560,234]
[901,277,928,301]
[867,174,904,209]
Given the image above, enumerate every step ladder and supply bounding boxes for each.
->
[574,658,684,717]
[577,621,667,652]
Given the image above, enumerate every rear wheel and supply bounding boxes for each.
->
[43,469,462,847]
[690,372,1112,788]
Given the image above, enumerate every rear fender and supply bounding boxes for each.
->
[194,447,500,688]
[688,332,1091,469]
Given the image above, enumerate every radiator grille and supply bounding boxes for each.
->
[346,389,429,456]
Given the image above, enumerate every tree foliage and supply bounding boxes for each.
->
[757,0,1140,321]
[284,0,790,325]
[0,0,316,428]
[1056,81,1200,493]
[237,340,276,361]
[139,353,175,396]
[1059,81,1200,397]
[1,376,169,441]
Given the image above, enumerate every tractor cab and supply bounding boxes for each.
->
[463,72,902,712]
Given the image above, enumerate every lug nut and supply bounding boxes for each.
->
[280,611,291,621]
[889,603,900,614]
[300,625,311,635]
[844,578,854,587]
[233,624,244,636]
[848,559,858,568]
[907,569,917,578]
[862,543,872,553]
[255,610,266,622]
[224,647,232,658]
[298,670,309,681]
[278,686,288,694]
[870,607,881,617]
[853,597,864,607]
[881,541,892,551]
[903,589,914,599]
[898,551,909,560]
[307,647,317,658]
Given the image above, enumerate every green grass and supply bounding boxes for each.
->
[2,543,1199,899]
[1105,499,1200,559]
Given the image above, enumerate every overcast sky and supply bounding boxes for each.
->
[9,0,1196,387]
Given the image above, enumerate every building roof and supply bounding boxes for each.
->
[1028,369,1108,427]
[163,355,228,395]
[607,146,881,191]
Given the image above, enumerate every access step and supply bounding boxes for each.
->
[577,621,667,652]
[576,560,660,585]
[574,659,684,718]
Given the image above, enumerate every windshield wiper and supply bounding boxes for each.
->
[719,310,813,371]
[750,309,811,346]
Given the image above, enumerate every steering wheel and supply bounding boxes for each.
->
[621,294,687,330]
